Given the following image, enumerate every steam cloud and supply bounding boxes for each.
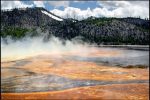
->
[1,29,91,62]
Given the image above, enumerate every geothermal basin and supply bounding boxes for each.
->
[1,46,149,99]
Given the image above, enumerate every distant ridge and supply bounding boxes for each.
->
[1,7,149,45]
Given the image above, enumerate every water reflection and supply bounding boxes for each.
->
[67,47,149,66]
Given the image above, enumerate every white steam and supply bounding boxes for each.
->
[1,30,90,62]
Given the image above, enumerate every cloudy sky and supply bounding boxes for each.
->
[1,0,149,20]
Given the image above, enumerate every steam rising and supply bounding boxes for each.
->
[1,29,90,62]
[2,28,149,67]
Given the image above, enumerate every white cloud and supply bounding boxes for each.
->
[1,1,34,10]
[1,1,149,19]
[50,1,149,20]
[51,7,99,20]
[73,1,87,3]
[51,7,87,20]
[48,1,70,8]
[127,1,149,8]
[97,1,149,18]
[33,1,70,8]
[97,1,131,9]
[33,1,45,7]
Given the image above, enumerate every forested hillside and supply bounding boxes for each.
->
[1,7,149,45]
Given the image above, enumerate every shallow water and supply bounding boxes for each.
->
[1,69,149,93]
[1,47,149,93]
[66,47,149,66]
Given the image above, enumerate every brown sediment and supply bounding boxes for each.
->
[15,57,149,81]
[1,61,16,67]
[63,48,122,57]
[1,83,149,100]
[123,65,149,69]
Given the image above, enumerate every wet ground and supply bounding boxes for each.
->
[2,83,149,100]
[1,46,149,99]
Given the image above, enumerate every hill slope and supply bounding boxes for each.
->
[1,7,149,45]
